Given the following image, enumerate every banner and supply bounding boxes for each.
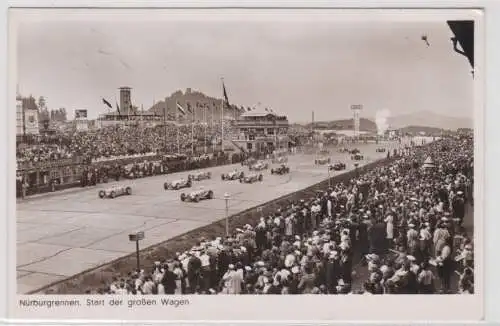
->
[75,109,88,119]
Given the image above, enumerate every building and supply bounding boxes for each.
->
[231,111,289,153]
[16,95,40,137]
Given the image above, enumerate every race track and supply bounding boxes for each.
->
[16,141,405,294]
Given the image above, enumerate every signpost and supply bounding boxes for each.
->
[129,231,145,272]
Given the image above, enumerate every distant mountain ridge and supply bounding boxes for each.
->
[302,111,472,131]
[387,111,472,130]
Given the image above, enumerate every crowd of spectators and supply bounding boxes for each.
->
[90,135,474,295]
[16,121,234,165]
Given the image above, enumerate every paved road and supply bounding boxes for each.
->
[16,142,403,294]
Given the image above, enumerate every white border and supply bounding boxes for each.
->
[2,1,498,323]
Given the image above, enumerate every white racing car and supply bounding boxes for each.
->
[240,173,263,183]
[249,161,269,171]
[180,187,214,202]
[98,185,132,199]
[188,171,212,181]
[164,178,192,190]
[221,170,245,181]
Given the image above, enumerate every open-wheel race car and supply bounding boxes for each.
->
[315,157,331,165]
[349,148,360,155]
[180,187,214,202]
[249,161,269,171]
[271,164,290,175]
[221,170,245,181]
[164,178,192,190]
[239,173,263,183]
[271,156,288,164]
[98,185,132,199]
[188,171,212,181]
[351,153,364,160]
[329,162,347,171]
[338,147,349,153]
[376,148,386,153]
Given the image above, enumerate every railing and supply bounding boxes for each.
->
[234,120,289,127]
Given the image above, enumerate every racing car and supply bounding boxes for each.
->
[329,162,347,171]
[249,161,269,171]
[180,187,214,202]
[188,171,212,181]
[376,148,386,153]
[271,164,290,175]
[221,170,245,181]
[351,153,364,160]
[239,173,263,183]
[98,185,132,199]
[164,178,192,190]
[349,148,360,155]
[315,157,331,165]
[338,147,349,153]
[271,156,288,164]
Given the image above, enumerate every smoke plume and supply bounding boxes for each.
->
[375,109,391,136]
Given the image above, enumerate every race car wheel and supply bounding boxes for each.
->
[125,187,132,195]
[240,172,244,179]
[221,174,225,180]
[187,180,192,187]
[193,196,200,202]
[98,190,105,198]
[164,182,169,190]
[207,172,212,179]
[110,191,116,199]
[239,178,243,183]
[258,174,263,181]
[208,190,214,199]
[180,193,186,201]
[174,184,179,190]
[271,169,275,174]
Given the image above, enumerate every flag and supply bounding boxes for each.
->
[186,102,193,114]
[102,98,112,109]
[176,102,186,115]
[116,102,121,116]
[222,81,231,110]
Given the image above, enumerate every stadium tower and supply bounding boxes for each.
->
[351,104,363,141]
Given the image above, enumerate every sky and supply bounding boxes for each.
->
[15,10,474,122]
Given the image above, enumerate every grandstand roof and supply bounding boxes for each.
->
[241,110,281,118]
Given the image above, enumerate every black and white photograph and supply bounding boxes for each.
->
[8,7,484,321]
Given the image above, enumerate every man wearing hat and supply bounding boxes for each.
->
[452,191,465,226]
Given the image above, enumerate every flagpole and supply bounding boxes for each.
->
[163,103,167,152]
[191,104,195,155]
[204,105,207,154]
[176,101,180,154]
[221,77,224,153]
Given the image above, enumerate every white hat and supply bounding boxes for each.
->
[291,266,300,274]
[228,264,235,269]
[407,255,416,262]
[245,266,252,272]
